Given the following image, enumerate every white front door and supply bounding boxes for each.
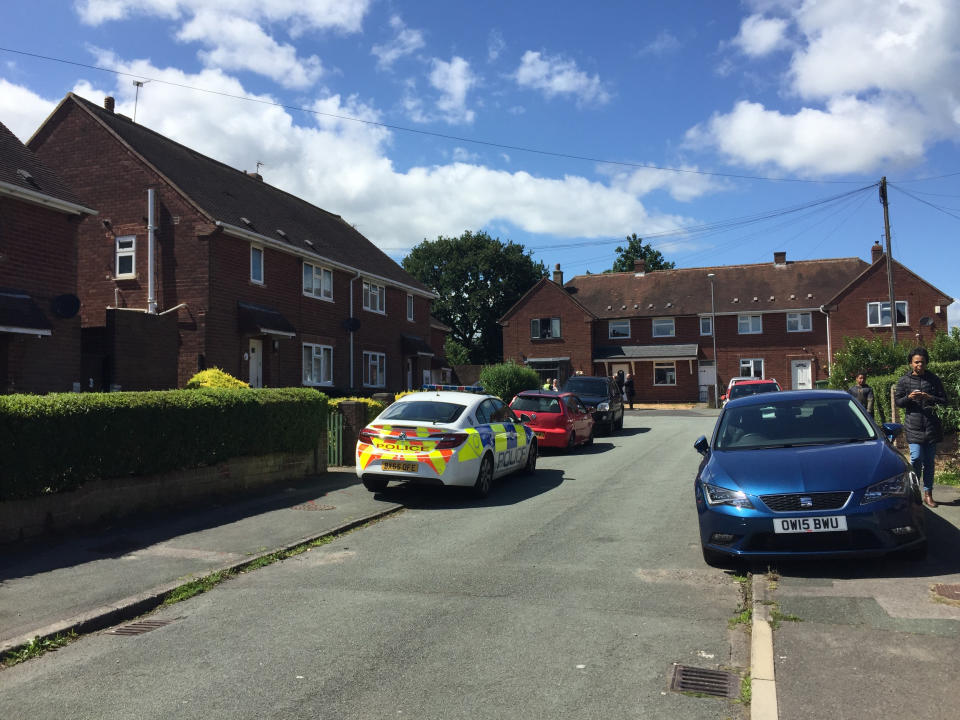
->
[248,338,263,388]
[698,360,716,388]
[791,359,812,390]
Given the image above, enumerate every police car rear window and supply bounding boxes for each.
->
[380,401,466,423]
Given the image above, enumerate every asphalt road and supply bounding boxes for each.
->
[0,411,751,720]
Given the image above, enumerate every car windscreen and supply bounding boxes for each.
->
[562,378,605,394]
[511,396,562,413]
[715,397,877,450]
[379,401,466,424]
[728,383,778,399]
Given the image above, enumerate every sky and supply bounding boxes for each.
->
[1,0,958,327]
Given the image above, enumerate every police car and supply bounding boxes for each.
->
[356,386,538,497]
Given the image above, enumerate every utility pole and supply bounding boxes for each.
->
[879,177,897,344]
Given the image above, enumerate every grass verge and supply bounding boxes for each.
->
[2,631,77,668]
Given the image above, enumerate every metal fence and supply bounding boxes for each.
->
[327,410,344,467]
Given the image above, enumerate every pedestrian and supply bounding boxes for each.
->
[623,373,635,409]
[848,371,875,416]
[551,378,559,391]
[542,377,552,391]
[894,347,947,508]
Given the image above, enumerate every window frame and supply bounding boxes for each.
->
[608,319,630,339]
[363,351,386,387]
[250,244,264,285]
[737,313,763,335]
[739,358,765,378]
[407,294,415,322]
[362,281,386,314]
[786,312,812,333]
[652,317,675,338]
[302,343,333,386]
[654,361,676,386]
[115,235,136,278]
[866,301,908,327]
[700,316,713,336]
[531,317,562,339]
[302,262,333,301]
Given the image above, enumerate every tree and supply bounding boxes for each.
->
[443,337,470,367]
[403,231,546,364]
[606,233,675,273]
[929,327,960,362]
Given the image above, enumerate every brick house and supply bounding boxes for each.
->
[501,246,952,403]
[0,120,96,394]
[28,93,437,392]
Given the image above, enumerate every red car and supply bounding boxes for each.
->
[722,378,781,404]
[509,390,595,450]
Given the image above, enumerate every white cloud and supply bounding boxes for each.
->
[487,29,505,62]
[638,30,681,56]
[692,0,960,175]
[428,56,477,124]
[372,15,425,70]
[733,14,789,56]
[513,50,610,107]
[601,164,723,203]
[0,79,56,142]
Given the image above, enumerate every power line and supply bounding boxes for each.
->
[889,182,960,222]
[0,45,871,185]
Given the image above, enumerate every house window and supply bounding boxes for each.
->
[250,245,264,284]
[302,263,333,300]
[363,281,385,313]
[407,294,415,322]
[867,301,907,327]
[654,361,676,386]
[302,344,333,386]
[363,351,386,387]
[531,317,561,339]
[738,314,762,334]
[700,316,713,336]
[787,312,812,332]
[740,358,764,378]
[608,320,630,339]
[115,236,135,278]
[652,317,675,337]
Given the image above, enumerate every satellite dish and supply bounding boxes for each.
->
[919,316,934,327]
[342,317,361,332]
[51,294,80,319]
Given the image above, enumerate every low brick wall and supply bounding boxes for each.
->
[0,437,327,544]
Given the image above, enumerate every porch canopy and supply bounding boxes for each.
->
[0,289,52,336]
[593,343,699,363]
[401,334,434,357]
[237,301,296,338]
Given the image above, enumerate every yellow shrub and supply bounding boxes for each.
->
[185,368,249,389]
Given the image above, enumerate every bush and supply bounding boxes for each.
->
[929,327,960,362]
[478,361,541,403]
[186,368,249,389]
[828,336,914,390]
[328,396,386,422]
[0,388,326,501]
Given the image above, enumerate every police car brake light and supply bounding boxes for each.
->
[435,432,469,449]
[358,428,378,444]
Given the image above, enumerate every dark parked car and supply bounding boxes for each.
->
[693,390,926,566]
[561,375,624,434]
[510,390,595,450]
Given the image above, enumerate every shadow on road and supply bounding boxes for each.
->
[0,473,358,582]
[371,468,566,510]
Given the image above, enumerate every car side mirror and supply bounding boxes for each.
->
[694,435,710,457]
[881,422,903,442]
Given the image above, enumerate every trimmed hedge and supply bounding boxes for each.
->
[328,396,387,422]
[478,361,541,403]
[0,388,327,501]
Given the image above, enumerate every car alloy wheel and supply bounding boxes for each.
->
[473,455,494,498]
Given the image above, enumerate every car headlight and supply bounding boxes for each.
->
[702,483,754,509]
[597,401,610,411]
[861,471,915,504]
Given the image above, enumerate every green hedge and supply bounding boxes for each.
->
[859,360,960,433]
[0,388,327,501]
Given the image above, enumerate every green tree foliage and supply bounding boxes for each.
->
[478,361,541,404]
[606,233,676,273]
[403,231,546,364]
[929,327,960,362]
[444,337,471,367]
[828,336,914,389]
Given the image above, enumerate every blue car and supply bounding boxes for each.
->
[693,390,927,566]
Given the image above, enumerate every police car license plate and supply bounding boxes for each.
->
[382,461,417,472]
[773,516,847,534]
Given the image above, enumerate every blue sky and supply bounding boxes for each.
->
[2,1,958,325]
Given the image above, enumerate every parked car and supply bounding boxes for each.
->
[693,390,926,566]
[510,390,595,450]
[723,378,781,404]
[356,389,537,498]
[561,375,624,434]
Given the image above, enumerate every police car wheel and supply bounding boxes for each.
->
[524,441,538,474]
[363,477,388,493]
[473,455,494,498]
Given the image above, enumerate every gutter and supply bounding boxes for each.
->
[0,181,98,216]
[349,271,361,389]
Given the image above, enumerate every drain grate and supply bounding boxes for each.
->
[933,583,960,601]
[292,501,336,511]
[669,664,740,698]
[108,618,181,636]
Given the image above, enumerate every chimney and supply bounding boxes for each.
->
[774,251,787,266]
[634,259,646,274]
[871,241,883,263]
[104,96,115,113]
[552,263,563,285]
[245,171,263,181]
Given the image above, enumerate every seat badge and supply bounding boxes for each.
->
[800,496,813,508]
[398,432,408,442]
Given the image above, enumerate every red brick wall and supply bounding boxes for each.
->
[0,198,81,392]
[106,308,179,390]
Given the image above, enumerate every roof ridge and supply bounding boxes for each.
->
[566,256,865,282]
